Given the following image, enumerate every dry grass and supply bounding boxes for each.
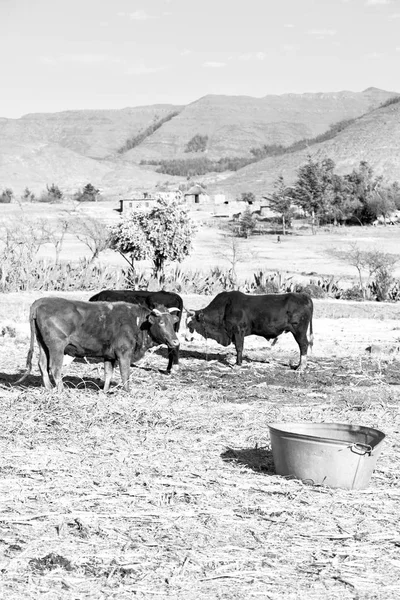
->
[0,293,400,599]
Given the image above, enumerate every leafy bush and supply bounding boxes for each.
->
[296,283,327,299]
[74,183,100,202]
[185,134,208,153]
[0,188,14,203]
[21,187,35,202]
[341,286,365,301]
[38,183,63,203]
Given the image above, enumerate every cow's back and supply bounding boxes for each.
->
[89,290,183,330]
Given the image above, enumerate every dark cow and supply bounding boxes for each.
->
[16,297,179,392]
[89,290,183,372]
[186,291,313,371]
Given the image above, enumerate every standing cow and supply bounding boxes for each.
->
[186,291,313,371]
[89,290,183,372]
[16,297,179,392]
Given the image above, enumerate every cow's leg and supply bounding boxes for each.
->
[233,333,245,366]
[167,346,180,372]
[103,359,115,393]
[292,328,309,372]
[48,345,65,391]
[118,353,131,392]
[37,342,53,389]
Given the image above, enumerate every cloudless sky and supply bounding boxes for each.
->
[1,0,400,118]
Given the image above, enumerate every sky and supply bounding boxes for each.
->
[1,0,400,118]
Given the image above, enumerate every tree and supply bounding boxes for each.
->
[264,175,294,235]
[291,156,335,233]
[343,161,381,224]
[41,217,71,264]
[240,191,256,205]
[239,207,257,238]
[110,199,197,277]
[39,183,63,203]
[184,134,208,153]
[0,188,14,203]
[217,230,255,286]
[71,216,111,262]
[74,183,100,202]
[21,187,35,202]
[332,242,399,299]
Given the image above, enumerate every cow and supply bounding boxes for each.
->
[89,290,183,372]
[185,291,313,371]
[16,297,180,392]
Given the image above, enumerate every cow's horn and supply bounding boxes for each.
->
[168,307,180,313]
[186,309,195,317]
[151,308,162,316]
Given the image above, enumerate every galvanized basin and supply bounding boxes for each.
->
[268,422,386,490]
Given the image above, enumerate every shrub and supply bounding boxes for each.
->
[296,283,327,299]
[0,188,14,203]
[341,286,364,301]
[74,183,100,202]
[38,183,63,203]
[185,134,208,153]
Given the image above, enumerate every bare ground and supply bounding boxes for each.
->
[0,294,400,599]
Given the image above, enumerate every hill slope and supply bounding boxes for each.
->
[0,140,178,198]
[0,88,398,198]
[208,98,400,197]
[121,88,396,161]
[0,105,182,159]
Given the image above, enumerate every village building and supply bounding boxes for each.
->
[183,184,209,206]
[118,192,158,214]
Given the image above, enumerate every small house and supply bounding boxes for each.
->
[184,184,209,206]
[119,192,157,213]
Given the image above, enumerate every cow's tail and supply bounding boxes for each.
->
[308,300,314,353]
[14,303,37,385]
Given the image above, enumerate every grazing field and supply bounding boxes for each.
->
[2,201,400,283]
[0,293,400,599]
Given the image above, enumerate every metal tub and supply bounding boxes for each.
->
[268,422,386,490]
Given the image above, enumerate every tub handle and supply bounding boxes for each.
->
[351,442,373,456]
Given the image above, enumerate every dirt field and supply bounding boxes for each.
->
[2,201,400,282]
[0,292,400,599]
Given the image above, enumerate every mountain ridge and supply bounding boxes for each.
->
[0,88,398,199]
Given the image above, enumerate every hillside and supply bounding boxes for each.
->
[208,98,400,197]
[0,139,179,198]
[0,105,182,160]
[121,88,396,162]
[0,88,398,199]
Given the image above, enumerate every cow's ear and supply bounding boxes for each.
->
[148,312,160,324]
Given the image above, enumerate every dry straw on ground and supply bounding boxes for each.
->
[0,295,399,599]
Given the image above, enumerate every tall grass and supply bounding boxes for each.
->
[1,257,399,300]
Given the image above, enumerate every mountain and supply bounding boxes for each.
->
[208,97,400,198]
[0,105,182,159]
[0,88,398,199]
[120,88,396,162]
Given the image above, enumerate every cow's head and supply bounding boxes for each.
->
[146,306,180,348]
[185,309,231,347]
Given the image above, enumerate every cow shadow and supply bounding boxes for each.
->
[221,446,276,475]
[171,348,234,367]
[1,371,105,391]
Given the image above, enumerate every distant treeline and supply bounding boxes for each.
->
[117,110,180,154]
